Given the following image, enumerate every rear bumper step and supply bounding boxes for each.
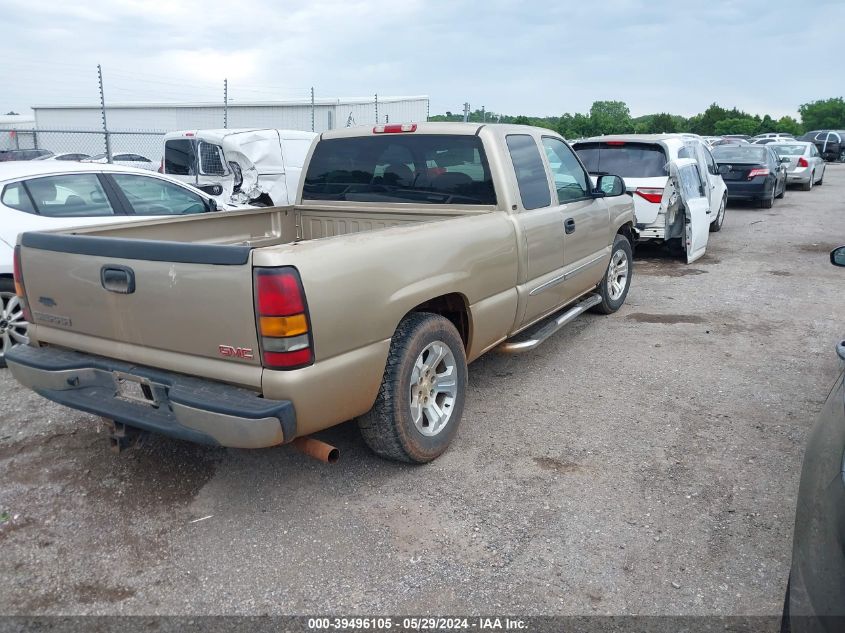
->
[5,345,296,449]
[496,293,602,354]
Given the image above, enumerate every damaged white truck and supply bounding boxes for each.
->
[162,128,317,207]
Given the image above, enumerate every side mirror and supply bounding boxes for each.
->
[595,174,625,197]
[206,197,219,212]
[831,246,845,267]
[719,165,730,175]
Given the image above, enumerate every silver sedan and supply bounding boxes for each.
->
[770,141,826,191]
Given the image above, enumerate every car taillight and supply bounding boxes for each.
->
[797,157,809,168]
[605,141,626,146]
[373,123,417,134]
[747,168,770,179]
[634,187,664,204]
[13,245,32,322]
[254,267,313,369]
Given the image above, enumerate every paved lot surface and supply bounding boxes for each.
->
[2,166,845,619]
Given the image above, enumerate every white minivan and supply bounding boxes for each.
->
[573,134,728,263]
[162,128,317,207]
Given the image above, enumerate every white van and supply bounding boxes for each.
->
[162,129,317,207]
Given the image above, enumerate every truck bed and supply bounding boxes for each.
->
[54,204,487,248]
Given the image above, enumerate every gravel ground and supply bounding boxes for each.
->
[2,165,844,619]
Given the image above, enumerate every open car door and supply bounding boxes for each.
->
[669,158,710,264]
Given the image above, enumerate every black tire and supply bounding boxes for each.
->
[802,174,813,191]
[761,188,775,208]
[780,575,791,633]
[709,196,727,232]
[0,277,24,369]
[591,234,633,315]
[358,312,467,463]
[776,177,786,198]
[817,170,824,185]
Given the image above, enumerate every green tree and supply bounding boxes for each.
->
[647,113,677,133]
[776,116,803,136]
[513,115,531,125]
[714,118,758,136]
[798,97,845,130]
[757,114,777,135]
[689,103,728,135]
[589,100,632,135]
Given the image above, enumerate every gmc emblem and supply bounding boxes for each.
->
[218,345,255,360]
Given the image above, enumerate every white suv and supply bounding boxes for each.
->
[573,134,728,263]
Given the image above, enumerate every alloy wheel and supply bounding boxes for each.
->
[607,249,629,301]
[409,341,458,437]
[0,290,29,360]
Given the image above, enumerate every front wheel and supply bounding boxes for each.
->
[358,313,467,463]
[591,234,633,315]
[0,278,30,368]
[709,196,727,232]
[776,177,786,198]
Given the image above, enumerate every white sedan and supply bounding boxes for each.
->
[0,161,237,365]
[83,152,157,171]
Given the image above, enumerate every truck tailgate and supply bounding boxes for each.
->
[19,233,262,384]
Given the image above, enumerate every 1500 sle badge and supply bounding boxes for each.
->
[218,345,254,360]
[33,312,72,328]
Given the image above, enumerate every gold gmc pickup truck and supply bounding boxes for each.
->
[7,123,634,463]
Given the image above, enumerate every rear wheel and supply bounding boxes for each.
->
[802,173,813,191]
[358,313,467,463]
[0,278,29,369]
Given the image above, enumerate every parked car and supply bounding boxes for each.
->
[83,153,156,171]
[6,122,635,462]
[782,246,845,633]
[797,130,845,162]
[769,141,826,191]
[0,161,234,366]
[753,133,795,141]
[33,152,91,162]
[0,149,54,162]
[711,144,787,208]
[722,134,753,142]
[572,134,727,263]
[751,138,781,145]
[162,128,317,207]
[711,137,750,147]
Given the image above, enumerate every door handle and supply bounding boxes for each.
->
[100,265,136,294]
[564,218,576,234]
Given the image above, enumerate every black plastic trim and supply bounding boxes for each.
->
[21,232,251,265]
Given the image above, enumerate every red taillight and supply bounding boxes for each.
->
[13,245,32,322]
[634,187,664,204]
[373,123,417,134]
[254,267,313,370]
[797,157,809,168]
[605,141,626,146]
[747,168,770,179]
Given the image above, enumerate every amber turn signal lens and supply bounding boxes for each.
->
[259,314,308,337]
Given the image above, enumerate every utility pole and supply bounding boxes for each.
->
[481,106,486,122]
[463,102,470,123]
[223,79,228,129]
[97,64,111,162]
[310,87,315,132]
[374,93,379,124]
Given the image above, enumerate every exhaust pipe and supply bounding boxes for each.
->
[291,437,339,463]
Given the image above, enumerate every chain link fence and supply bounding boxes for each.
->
[1,128,165,167]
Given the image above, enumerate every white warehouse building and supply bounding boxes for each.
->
[32,96,430,133]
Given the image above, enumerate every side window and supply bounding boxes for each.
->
[506,134,551,210]
[541,137,590,203]
[1,182,36,214]
[703,146,718,175]
[112,174,208,215]
[198,142,227,176]
[164,139,196,176]
[678,165,705,199]
[22,174,116,217]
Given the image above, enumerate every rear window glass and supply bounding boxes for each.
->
[165,139,196,176]
[712,146,768,163]
[506,134,551,210]
[574,143,668,178]
[771,144,806,156]
[302,134,496,205]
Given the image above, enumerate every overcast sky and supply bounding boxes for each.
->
[1,0,843,119]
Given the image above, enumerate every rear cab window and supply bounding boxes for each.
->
[302,134,496,205]
[574,142,668,178]
[506,135,551,210]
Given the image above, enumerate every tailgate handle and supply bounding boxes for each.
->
[100,265,136,294]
